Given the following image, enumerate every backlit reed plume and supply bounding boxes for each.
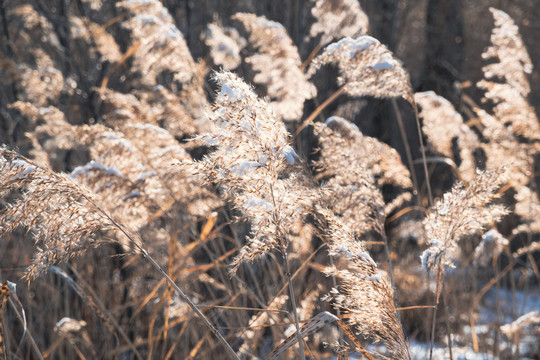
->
[309,0,369,46]
[476,9,540,236]
[233,13,316,121]
[478,8,540,139]
[318,208,411,360]
[415,91,479,183]
[118,0,196,87]
[190,71,313,273]
[314,116,412,236]
[118,0,208,118]
[308,36,414,104]
[205,23,246,71]
[0,148,115,279]
[422,168,508,301]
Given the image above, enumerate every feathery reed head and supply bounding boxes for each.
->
[415,91,480,182]
[190,71,313,273]
[309,36,414,104]
[318,209,411,360]
[309,0,369,46]
[233,13,316,121]
[205,23,246,71]
[314,116,412,235]
[422,168,508,300]
[0,148,114,279]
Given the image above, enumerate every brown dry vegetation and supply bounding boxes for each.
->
[0,1,539,359]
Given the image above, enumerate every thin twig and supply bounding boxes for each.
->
[284,252,305,360]
[83,197,241,360]
[295,86,346,136]
[391,98,421,205]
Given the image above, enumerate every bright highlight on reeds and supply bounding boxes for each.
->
[422,168,508,301]
[0,148,115,279]
[309,35,414,104]
[190,71,313,273]
[233,13,316,122]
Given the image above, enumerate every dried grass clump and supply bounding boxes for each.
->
[6,4,63,66]
[118,0,196,87]
[93,87,198,138]
[233,13,316,122]
[472,229,509,267]
[0,148,115,279]
[314,116,412,235]
[422,168,508,300]
[190,71,313,272]
[415,91,480,182]
[319,209,411,360]
[477,8,539,140]
[309,0,369,46]
[309,36,414,104]
[205,23,246,71]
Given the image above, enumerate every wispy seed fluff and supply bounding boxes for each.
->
[309,36,414,104]
[422,168,508,301]
[191,71,312,273]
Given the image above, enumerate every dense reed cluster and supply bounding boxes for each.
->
[0,1,538,359]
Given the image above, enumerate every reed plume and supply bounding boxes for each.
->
[190,70,313,273]
[233,13,316,122]
[309,0,369,46]
[422,168,508,301]
[318,208,411,360]
[0,148,115,279]
[308,36,414,104]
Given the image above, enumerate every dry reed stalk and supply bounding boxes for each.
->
[422,168,508,359]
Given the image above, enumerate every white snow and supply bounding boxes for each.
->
[245,198,274,211]
[71,161,124,179]
[219,83,247,102]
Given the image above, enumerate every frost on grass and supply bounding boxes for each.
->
[233,13,316,122]
[189,71,313,273]
[308,36,414,104]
